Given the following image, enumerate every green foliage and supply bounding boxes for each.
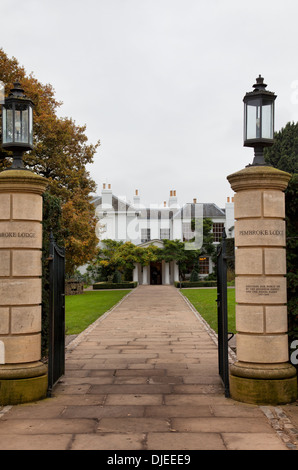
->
[190,260,199,282]
[41,192,64,356]
[112,270,122,283]
[264,122,298,174]
[190,269,199,282]
[93,282,138,290]
[174,281,217,288]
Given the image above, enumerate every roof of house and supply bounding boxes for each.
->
[92,195,132,212]
[92,196,226,219]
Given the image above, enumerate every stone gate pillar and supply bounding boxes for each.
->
[227,165,297,405]
[0,169,48,405]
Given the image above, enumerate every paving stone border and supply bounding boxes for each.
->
[260,406,298,450]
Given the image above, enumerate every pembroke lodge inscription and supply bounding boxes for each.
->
[0,221,42,249]
[239,229,283,236]
[0,232,36,238]
[235,219,285,246]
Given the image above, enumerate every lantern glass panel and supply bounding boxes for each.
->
[3,104,14,143]
[21,107,29,143]
[246,98,261,140]
[15,103,29,144]
[2,105,6,142]
[261,100,274,139]
[28,106,33,145]
[15,106,21,142]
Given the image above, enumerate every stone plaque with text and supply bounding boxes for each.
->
[235,219,285,246]
[0,221,42,249]
[236,276,287,304]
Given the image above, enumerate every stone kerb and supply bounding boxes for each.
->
[0,169,48,405]
[227,165,297,405]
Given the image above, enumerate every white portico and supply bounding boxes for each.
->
[131,239,180,285]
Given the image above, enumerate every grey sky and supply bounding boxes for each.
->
[1,0,298,208]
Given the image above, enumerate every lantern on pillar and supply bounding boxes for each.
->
[243,75,276,166]
[1,81,34,169]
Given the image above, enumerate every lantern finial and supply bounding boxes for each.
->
[9,81,25,97]
[253,75,267,91]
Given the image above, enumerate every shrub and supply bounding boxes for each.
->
[190,269,199,282]
[93,281,138,290]
[174,280,217,288]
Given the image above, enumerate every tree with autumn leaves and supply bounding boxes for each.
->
[0,49,100,275]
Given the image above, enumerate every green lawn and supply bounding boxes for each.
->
[181,288,236,334]
[65,290,131,334]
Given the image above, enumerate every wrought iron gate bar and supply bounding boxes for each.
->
[216,228,233,398]
[47,232,65,397]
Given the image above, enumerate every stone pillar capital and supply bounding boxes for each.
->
[0,169,48,195]
[227,165,291,192]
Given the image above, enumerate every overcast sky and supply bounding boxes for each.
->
[1,0,298,208]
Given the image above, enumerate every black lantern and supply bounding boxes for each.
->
[1,81,34,169]
[243,75,276,166]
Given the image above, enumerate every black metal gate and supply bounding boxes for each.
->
[47,233,65,396]
[216,229,234,398]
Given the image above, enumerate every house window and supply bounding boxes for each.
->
[182,222,194,241]
[213,223,224,242]
[141,228,151,243]
[199,257,209,274]
[160,228,170,240]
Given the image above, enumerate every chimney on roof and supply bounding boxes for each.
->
[227,197,230,203]
[102,182,112,208]
[133,189,140,207]
[169,189,178,207]
[193,198,197,204]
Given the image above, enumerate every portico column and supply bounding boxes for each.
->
[133,264,139,284]
[227,165,297,405]
[142,265,149,285]
[174,262,179,283]
[164,262,170,285]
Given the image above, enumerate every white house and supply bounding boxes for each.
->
[92,184,234,285]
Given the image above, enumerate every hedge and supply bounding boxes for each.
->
[174,281,217,288]
[93,281,138,290]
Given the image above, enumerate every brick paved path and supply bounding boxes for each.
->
[0,285,294,450]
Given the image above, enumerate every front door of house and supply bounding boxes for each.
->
[150,262,162,285]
